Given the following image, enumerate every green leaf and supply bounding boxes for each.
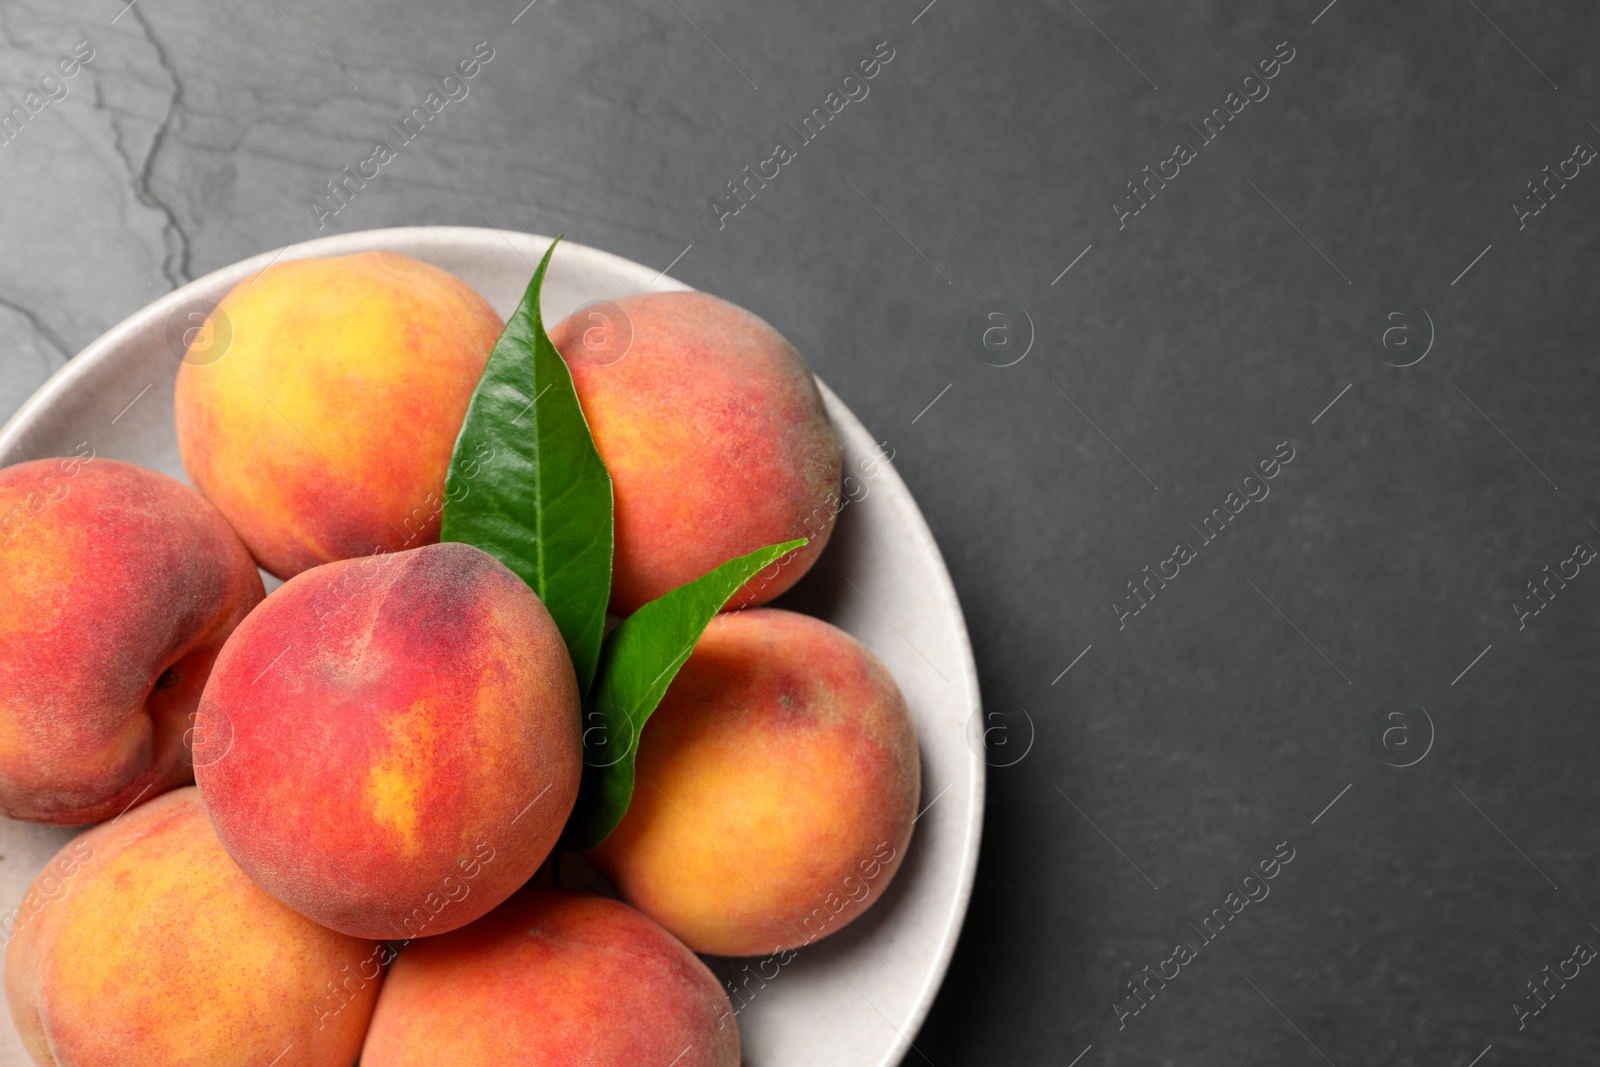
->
[441,236,613,695]
[565,537,807,851]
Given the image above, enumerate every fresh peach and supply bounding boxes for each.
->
[361,889,740,1066]
[0,456,263,825]
[588,608,919,956]
[174,251,503,579]
[4,787,380,1066]
[194,541,580,940]
[551,291,842,613]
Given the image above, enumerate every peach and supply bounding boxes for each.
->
[0,456,263,825]
[195,541,580,940]
[361,889,740,1066]
[174,250,503,579]
[4,787,380,1066]
[588,608,919,956]
[551,291,842,613]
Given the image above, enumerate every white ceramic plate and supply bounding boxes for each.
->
[0,226,983,1067]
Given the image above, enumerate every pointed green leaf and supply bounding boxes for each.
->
[565,537,808,851]
[441,237,613,695]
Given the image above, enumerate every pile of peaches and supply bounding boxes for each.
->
[0,247,921,1066]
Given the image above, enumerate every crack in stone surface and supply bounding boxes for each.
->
[0,295,71,360]
[112,4,192,290]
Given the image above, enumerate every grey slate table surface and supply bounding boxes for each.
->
[3,0,1598,1062]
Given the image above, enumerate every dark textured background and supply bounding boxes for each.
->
[3,0,1597,1062]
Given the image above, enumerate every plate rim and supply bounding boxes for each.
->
[0,225,985,1066]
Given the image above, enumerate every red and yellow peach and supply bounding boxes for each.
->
[194,541,580,940]
[588,607,919,956]
[551,291,843,613]
[360,889,740,1066]
[4,788,381,1066]
[0,456,263,825]
[174,251,503,579]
